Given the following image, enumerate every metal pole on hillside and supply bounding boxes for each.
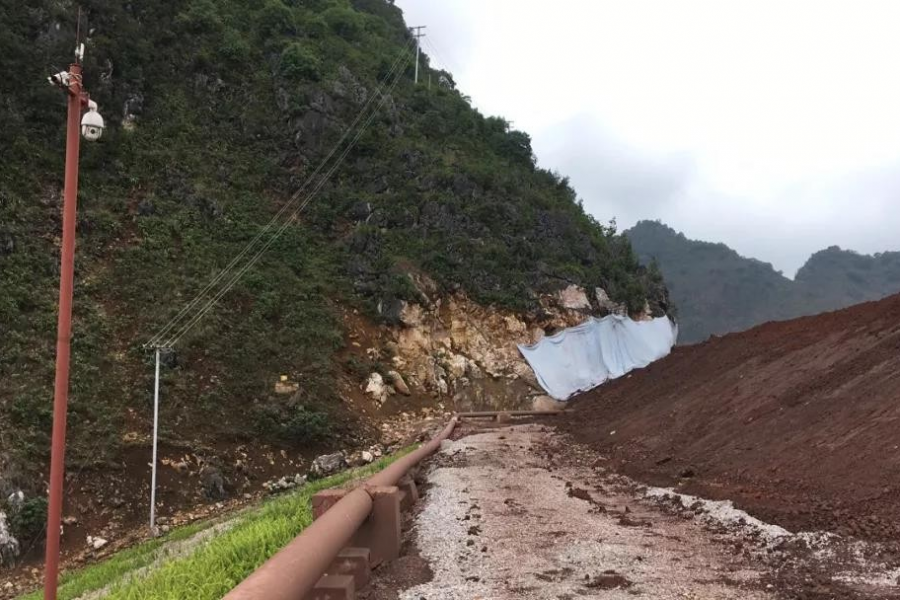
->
[43,40,105,600]
[149,347,162,533]
[411,25,426,84]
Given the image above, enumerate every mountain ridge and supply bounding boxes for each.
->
[626,220,900,343]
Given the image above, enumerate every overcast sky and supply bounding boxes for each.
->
[394,0,900,276]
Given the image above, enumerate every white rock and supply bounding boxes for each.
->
[557,284,591,310]
[86,535,108,550]
[361,451,375,464]
[365,372,389,404]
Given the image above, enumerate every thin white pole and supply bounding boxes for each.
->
[414,36,420,84]
[412,26,425,85]
[150,347,161,532]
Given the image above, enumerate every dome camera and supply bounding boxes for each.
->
[81,100,104,141]
[48,71,71,88]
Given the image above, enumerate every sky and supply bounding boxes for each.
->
[394,0,900,276]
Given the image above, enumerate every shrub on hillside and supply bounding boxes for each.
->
[280,43,322,81]
[254,404,333,444]
[9,497,48,543]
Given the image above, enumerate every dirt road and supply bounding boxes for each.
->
[364,422,900,600]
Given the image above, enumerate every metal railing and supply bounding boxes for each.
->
[222,410,561,599]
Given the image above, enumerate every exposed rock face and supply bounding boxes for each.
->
[399,302,425,327]
[594,287,626,315]
[375,277,618,412]
[0,511,19,566]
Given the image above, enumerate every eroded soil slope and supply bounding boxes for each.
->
[562,294,900,543]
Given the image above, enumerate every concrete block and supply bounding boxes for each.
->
[312,488,348,520]
[304,574,355,600]
[354,486,401,567]
[326,547,371,589]
[398,476,419,511]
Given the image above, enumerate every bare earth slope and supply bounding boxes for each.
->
[561,293,900,543]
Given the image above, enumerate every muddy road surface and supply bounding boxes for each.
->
[363,422,900,600]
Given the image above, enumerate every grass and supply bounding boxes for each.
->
[18,448,414,600]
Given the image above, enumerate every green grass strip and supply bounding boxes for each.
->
[19,448,413,600]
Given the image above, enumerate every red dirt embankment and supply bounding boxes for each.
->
[561,294,900,543]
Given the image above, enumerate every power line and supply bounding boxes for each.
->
[146,40,412,348]
[145,40,415,349]
[163,45,416,347]
[423,35,461,78]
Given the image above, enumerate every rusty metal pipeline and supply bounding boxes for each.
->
[455,410,565,418]
[222,411,564,599]
[222,417,458,600]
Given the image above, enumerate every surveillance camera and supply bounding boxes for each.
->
[48,71,71,88]
[81,100,105,141]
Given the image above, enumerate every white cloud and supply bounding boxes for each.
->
[395,0,900,275]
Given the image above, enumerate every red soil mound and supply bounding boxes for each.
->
[561,294,900,542]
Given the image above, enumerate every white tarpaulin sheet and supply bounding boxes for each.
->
[517,315,677,400]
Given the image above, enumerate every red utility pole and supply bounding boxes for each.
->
[44,62,89,600]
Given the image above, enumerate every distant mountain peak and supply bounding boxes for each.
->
[625,222,900,343]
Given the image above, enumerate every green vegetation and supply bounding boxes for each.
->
[18,448,412,600]
[627,220,900,343]
[8,497,48,542]
[0,0,663,489]
[17,522,209,600]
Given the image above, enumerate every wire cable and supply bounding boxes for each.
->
[145,39,415,349]
[163,46,416,347]
[424,36,462,77]
[146,41,412,348]
[165,48,414,347]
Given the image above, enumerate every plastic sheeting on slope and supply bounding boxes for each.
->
[518,315,677,400]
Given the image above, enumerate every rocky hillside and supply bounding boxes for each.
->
[0,0,665,564]
[627,220,900,343]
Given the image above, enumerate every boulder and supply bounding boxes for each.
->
[531,395,567,412]
[365,372,390,404]
[309,453,347,480]
[86,535,108,550]
[387,371,411,395]
[557,285,591,310]
[199,466,226,500]
[0,512,20,566]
